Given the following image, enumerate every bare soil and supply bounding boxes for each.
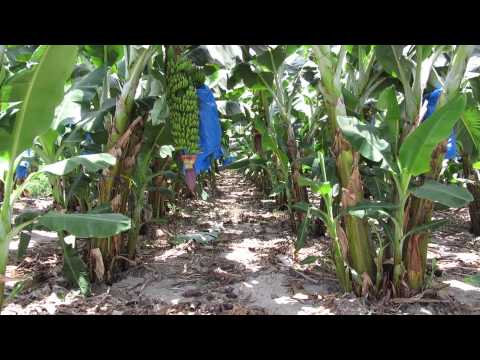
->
[2,171,480,315]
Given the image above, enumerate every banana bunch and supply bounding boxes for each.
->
[166,49,204,154]
[191,66,206,88]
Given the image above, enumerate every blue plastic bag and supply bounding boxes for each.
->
[194,85,224,175]
[80,132,95,155]
[15,160,29,181]
[422,87,457,160]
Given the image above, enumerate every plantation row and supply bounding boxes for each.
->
[0,45,479,308]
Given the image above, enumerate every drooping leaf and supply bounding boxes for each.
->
[337,116,393,168]
[62,242,91,296]
[399,94,466,176]
[346,201,398,219]
[38,212,131,238]
[410,180,473,208]
[40,153,116,176]
[403,219,448,241]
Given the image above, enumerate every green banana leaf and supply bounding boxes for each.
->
[457,107,480,160]
[410,180,473,208]
[298,176,332,196]
[0,45,78,170]
[38,212,131,238]
[62,241,91,296]
[346,201,398,220]
[399,94,466,176]
[40,153,116,176]
[377,85,401,153]
[402,219,448,242]
[337,116,393,169]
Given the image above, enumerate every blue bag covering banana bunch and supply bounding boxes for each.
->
[422,87,457,160]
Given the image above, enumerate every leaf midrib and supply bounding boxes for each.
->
[46,213,130,224]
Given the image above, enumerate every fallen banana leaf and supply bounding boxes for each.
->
[171,231,220,245]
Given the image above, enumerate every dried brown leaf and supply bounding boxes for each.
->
[336,223,349,259]
[90,248,105,282]
[361,272,373,297]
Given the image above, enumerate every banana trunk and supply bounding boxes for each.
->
[313,46,375,287]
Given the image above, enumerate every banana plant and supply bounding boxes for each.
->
[94,45,157,279]
[327,45,473,292]
[336,92,472,291]
[0,46,131,307]
[1,47,80,299]
[401,45,474,289]
[311,45,376,286]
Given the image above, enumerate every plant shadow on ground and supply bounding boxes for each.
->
[2,171,480,315]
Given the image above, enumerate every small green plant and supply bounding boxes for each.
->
[295,151,351,292]
[23,172,52,197]
[425,258,438,288]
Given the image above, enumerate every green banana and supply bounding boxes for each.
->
[166,51,205,155]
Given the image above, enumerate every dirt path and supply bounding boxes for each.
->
[2,171,480,315]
